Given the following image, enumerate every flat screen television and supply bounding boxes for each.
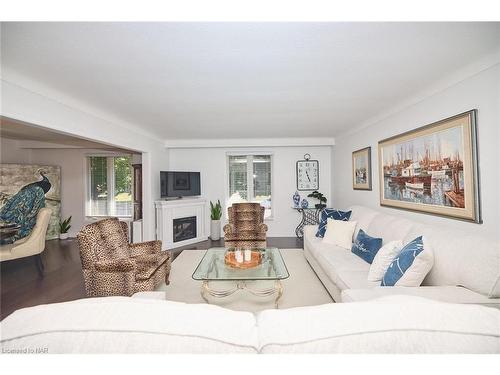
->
[160,171,201,198]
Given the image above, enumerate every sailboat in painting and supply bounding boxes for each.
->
[381,122,465,208]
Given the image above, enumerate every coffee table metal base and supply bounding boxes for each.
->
[201,280,284,309]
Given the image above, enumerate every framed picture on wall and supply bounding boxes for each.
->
[352,147,372,190]
[378,110,481,223]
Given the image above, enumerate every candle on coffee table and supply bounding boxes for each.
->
[244,249,251,261]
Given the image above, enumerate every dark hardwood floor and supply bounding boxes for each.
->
[0,237,303,319]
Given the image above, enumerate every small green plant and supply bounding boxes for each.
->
[210,200,222,220]
[307,191,327,209]
[59,216,72,234]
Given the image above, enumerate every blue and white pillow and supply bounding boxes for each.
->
[351,229,383,264]
[316,209,352,238]
[381,236,434,287]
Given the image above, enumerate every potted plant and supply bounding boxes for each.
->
[209,200,222,241]
[59,216,72,240]
[307,191,327,209]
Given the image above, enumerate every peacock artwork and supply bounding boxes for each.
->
[0,164,61,244]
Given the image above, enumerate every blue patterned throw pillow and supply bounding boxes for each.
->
[381,236,433,287]
[316,209,352,238]
[351,229,382,264]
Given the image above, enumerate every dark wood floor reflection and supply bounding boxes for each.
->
[0,236,303,319]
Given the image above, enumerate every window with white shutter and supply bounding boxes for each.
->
[87,155,133,218]
[227,154,272,219]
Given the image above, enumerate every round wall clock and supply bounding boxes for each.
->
[296,153,319,191]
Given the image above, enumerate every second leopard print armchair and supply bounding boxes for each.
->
[77,218,171,297]
[224,203,268,249]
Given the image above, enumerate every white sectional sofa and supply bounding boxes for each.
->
[304,205,500,306]
[1,296,499,353]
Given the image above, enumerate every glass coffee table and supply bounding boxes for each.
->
[192,247,289,308]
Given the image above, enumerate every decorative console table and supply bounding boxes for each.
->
[292,207,322,239]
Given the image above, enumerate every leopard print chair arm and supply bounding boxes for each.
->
[132,253,162,276]
[94,258,136,272]
[132,253,160,265]
[91,258,136,297]
[129,240,162,256]
[258,223,268,233]
[223,223,236,235]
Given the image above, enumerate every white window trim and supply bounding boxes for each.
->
[85,153,133,219]
[225,151,274,221]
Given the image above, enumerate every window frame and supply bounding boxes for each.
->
[85,153,133,219]
[225,151,274,221]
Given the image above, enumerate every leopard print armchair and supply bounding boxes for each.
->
[223,203,268,249]
[77,218,171,297]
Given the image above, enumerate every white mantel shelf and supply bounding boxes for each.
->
[155,198,207,250]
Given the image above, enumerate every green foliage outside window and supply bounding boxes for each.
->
[114,156,132,196]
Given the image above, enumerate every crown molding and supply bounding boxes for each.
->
[164,137,335,149]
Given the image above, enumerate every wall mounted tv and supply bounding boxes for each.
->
[160,171,201,198]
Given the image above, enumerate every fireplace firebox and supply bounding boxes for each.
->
[173,216,197,243]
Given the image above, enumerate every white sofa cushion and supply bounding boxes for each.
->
[0,297,259,353]
[341,287,500,306]
[335,270,380,290]
[348,205,379,238]
[309,245,378,291]
[368,240,403,281]
[367,214,415,245]
[348,205,415,244]
[258,295,500,353]
[323,218,357,250]
[315,243,370,272]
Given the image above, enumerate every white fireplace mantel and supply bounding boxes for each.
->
[155,198,207,250]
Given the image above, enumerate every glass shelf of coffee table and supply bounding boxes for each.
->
[192,247,289,308]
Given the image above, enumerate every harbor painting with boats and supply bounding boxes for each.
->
[378,111,481,222]
[382,126,464,207]
[352,147,372,190]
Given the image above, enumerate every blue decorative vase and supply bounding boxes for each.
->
[292,191,301,208]
[300,198,309,209]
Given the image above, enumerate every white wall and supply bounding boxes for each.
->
[1,79,169,240]
[168,146,332,237]
[31,148,89,237]
[0,137,32,164]
[332,64,500,241]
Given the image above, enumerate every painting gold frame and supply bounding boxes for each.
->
[378,110,481,223]
[352,147,372,190]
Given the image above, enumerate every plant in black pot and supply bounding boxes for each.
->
[307,191,327,209]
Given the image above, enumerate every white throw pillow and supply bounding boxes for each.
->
[322,218,357,250]
[367,240,403,282]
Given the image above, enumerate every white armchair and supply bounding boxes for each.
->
[0,208,52,276]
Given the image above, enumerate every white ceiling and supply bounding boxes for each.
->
[1,22,499,140]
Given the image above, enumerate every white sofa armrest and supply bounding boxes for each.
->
[303,225,318,239]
